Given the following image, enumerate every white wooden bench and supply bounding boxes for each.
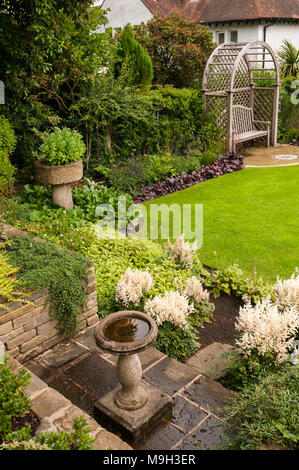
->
[232,105,271,152]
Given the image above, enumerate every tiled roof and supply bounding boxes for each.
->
[141,0,299,22]
[141,0,185,16]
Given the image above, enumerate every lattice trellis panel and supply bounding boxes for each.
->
[233,89,250,107]
[205,95,227,138]
[253,88,274,124]
[253,88,274,142]
[206,46,241,92]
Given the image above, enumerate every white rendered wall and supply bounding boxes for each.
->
[209,22,299,53]
[266,24,299,53]
[209,23,261,44]
[93,0,153,30]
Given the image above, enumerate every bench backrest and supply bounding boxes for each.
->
[232,105,254,134]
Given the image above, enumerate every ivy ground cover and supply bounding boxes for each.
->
[143,166,299,282]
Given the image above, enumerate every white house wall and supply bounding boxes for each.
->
[93,0,153,30]
[209,22,299,54]
[266,24,299,52]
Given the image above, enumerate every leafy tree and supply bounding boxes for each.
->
[72,70,155,165]
[116,24,153,88]
[0,0,114,168]
[278,39,299,78]
[133,12,215,88]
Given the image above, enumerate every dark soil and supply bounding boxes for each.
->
[197,292,243,349]
[0,411,40,445]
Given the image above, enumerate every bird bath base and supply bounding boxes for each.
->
[93,311,172,442]
[94,381,172,442]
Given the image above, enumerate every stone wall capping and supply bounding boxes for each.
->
[6,355,132,450]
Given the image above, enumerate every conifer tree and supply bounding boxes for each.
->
[117,24,153,88]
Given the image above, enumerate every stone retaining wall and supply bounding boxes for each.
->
[6,356,131,450]
[0,224,99,363]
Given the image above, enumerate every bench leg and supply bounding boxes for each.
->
[267,125,270,148]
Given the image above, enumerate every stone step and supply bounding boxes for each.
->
[186,342,234,380]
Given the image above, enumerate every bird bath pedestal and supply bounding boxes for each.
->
[93,311,172,442]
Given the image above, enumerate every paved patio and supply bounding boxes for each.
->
[24,326,234,450]
[244,143,299,167]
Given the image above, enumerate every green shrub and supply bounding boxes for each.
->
[8,237,91,336]
[38,127,86,166]
[0,116,16,196]
[154,321,198,360]
[219,349,283,392]
[278,75,299,140]
[1,416,95,450]
[72,178,134,223]
[0,251,26,310]
[203,264,272,304]
[0,361,32,441]
[6,181,135,249]
[0,115,17,153]
[223,365,299,450]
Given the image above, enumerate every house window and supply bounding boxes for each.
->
[217,32,225,44]
[230,31,238,43]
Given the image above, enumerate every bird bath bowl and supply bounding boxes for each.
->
[95,311,157,410]
[93,311,172,442]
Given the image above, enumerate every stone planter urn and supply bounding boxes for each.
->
[35,159,83,209]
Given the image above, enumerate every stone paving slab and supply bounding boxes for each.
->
[47,374,97,416]
[39,341,87,368]
[175,416,227,450]
[64,352,118,398]
[25,359,55,382]
[187,342,234,379]
[9,354,132,450]
[143,356,200,396]
[171,396,208,433]
[134,418,185,450]
[74,325,106,353]
[181,376,234,416]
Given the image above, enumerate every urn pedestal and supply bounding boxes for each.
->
[35,159,83,209]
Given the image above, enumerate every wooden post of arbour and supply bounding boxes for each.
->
[272,83,280,146]
[226,90,234,152]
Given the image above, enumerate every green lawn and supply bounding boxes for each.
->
[143,166,299,282]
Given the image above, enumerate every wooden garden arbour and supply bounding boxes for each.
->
[202,40,280,152]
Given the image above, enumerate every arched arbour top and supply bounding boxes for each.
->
[202,40,280,151]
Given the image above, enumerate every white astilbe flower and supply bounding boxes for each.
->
[144,291,194,329]
[167,234,197,268]
[235,297,299,364]
[184,276,210,304]
[115,268,154,307]
[273,270,299,311]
